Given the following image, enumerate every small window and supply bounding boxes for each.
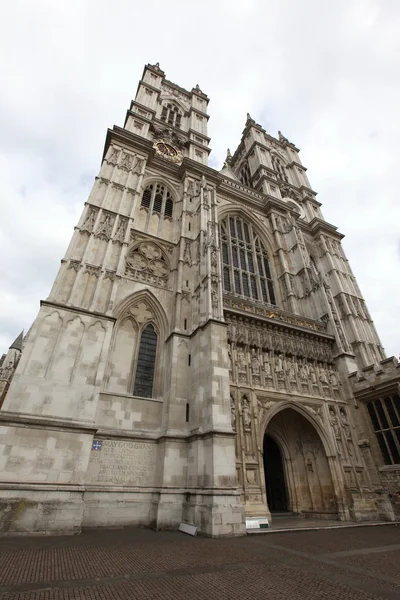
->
[239,162,251,187]
[141,186,152,208]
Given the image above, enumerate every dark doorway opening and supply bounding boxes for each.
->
[264,434,288,512]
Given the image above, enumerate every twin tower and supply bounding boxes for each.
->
[0,63,399,535]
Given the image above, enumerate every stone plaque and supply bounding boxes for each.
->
[86,439,156,486]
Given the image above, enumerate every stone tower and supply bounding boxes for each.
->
[0,63,399,535]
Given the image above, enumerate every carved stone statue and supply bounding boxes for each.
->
[242,396,251,430]
[287,358,297,381]
[329,406,340,439]
[340,408,351,439]
[0,361,14,382]
[274,354,284,374]
[309,364,317,385]
[329,369,339,387]
[230,395,236,431]
[237,349,246,371]
[300,361,308,381]
[318,364,328,385]
[251,352,260,375]
[263,352,271,377]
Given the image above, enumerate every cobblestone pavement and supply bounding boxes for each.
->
[0,525,399,600]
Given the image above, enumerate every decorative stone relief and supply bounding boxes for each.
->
[130,302,153,324]
[80,208,98,235]
[241,395,252,431]
[125,242,169,288]
[94,213,115,241]
[112,218,127,244]
[84,265,101,278]
[67,260,81,272]
[230,393,236,431]
[329,406,341,439]
[106,147,120,165]
[183,240,192,265]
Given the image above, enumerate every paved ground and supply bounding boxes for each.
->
[0,524,399,600]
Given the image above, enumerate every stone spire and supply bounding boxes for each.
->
[9,331,24,352]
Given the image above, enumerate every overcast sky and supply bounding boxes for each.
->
[0,0,399,359]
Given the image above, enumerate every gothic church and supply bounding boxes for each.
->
[0,63,399,536]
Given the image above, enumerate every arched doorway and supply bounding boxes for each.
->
[263,408,337,518]
[264,435,288,512]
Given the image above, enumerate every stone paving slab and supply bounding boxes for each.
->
[0,525,399,600]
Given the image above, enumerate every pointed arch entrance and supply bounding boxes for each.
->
[263,407,338,518]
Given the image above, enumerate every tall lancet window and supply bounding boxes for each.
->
[160,103,182,128]
[133,324,158,398]
[220,216,276,306]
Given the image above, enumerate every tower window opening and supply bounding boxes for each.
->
[140,182,174,220]
[160,102,183,129]
[239,162,251,187]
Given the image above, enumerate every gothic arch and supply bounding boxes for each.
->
[260,400,336,459]
[217,204,276,254]
[113,288,169,341]
[217,205,281,306]
[159,95,188,115]
[140,176,180,205]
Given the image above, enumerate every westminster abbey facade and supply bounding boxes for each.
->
[0,63,399,535]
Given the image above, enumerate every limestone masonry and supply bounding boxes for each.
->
[0,63,399,535]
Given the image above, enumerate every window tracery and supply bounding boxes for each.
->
[271,155,288,182]
[367,395,400,465]
[140,183,173,220]
[239,162,251,187]
[160,103,182,128]
[220,216,276,306]
[125,241,169,288]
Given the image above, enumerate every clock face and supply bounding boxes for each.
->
[156,142,178,158]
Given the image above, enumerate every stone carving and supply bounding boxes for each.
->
[84,265,101,278]
[230,394,236,431]
[329,406,341,439]
[340,407,351,439]
[0,361,14,382]
[329,368,339,387]
[308,364,317,385]
[318,363,329,385]
[113,218,127,244]
[299,361,308,381]
[104,270,116,281]
[241,395,251,430]
[223,297,326,333]
[94,213,114,241]
[80,208,98,234]
[237,349,246,371]
[251,352,260,376]
[303,403,323,422]
[183,241,192,265]
[263,352,272,377]
[274,354,284,375]
[107,147,119,165]
[125,243,169,288]
[130,302,153,324]
[287,357,297,381]
[67,260,81,272]
[211,273,219,313]
[120,152,133,170]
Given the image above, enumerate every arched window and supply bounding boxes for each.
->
[271,155,288,182]
[140,183,173,219]
[160,103,182,128]
[220,216,276,305]
[239,162,251,187]
[133,324,158,398]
